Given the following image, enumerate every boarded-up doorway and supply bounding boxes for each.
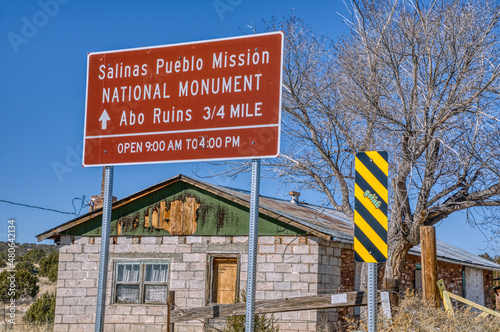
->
[210,257,238,304]
[464,267,484,306]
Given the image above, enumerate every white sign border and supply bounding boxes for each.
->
[82,31,283,167]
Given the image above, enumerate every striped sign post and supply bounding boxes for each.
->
[354,151,388,332]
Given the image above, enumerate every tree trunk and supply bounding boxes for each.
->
[385,231,413,281]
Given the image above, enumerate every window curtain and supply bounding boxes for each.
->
[117,263,140,282]
[144,285,167,303]
[116,284,140,303]
[116,263,140,303]
[145,263,168,282]
[144,264,168,303]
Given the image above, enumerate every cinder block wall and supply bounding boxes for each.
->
[53,235,348,332]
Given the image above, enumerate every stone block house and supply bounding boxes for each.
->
[37,175,500,331]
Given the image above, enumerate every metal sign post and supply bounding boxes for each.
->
[367,262,377,332]
[95,166,114,332]
[245,159,261,332]
[83,33,282,332]
[353,152,389,332]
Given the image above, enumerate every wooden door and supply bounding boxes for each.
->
[212,257,237,304]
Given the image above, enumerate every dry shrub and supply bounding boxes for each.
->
[346,290,499,332]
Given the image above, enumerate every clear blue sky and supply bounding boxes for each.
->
[0,0,496,256]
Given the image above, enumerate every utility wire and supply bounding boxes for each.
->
[0,196,90,217]
[71,196,90,216]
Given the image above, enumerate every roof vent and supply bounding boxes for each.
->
[289,191,300,205]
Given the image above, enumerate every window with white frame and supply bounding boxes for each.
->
[114,262,169,304]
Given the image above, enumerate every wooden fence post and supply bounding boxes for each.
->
[167,291,175,332]
[420,226,438,307]
[382,277,400,307]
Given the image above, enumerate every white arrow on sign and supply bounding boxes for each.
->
[99,110,110,130]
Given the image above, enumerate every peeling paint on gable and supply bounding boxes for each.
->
[144,197,201,235]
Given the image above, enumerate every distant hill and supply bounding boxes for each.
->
[0,241,57,260]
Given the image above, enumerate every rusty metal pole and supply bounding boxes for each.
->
[420,226,438,307]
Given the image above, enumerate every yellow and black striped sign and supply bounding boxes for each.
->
[354,151,388,263]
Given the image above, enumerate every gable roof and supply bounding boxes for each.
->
[204,182,354,242]
[409,240,500,272]
[37,174,500,272]
[36,174,353,242]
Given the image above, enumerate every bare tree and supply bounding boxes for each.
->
[264,0,500,281]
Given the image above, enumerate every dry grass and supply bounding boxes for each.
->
[346,291,499,332]
[37,277,56,296]
[0,324,53,332]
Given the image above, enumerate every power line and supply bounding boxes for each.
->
[0,196,90,216]
[71,196,90,216]
[0,199,74,214]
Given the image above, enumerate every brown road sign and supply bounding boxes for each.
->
[83,32,283,166]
